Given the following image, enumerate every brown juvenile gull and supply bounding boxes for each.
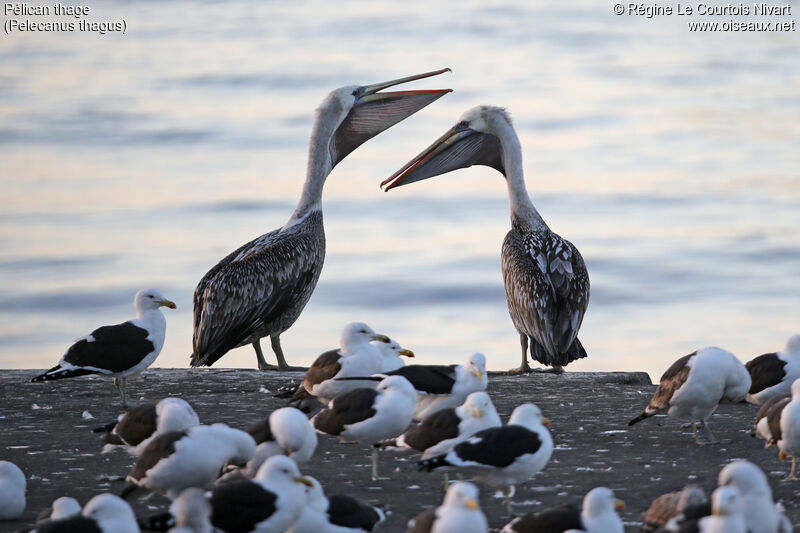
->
[628,347,750,445]
[94,397,199,455]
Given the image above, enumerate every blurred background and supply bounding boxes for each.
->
[1,1,798,376]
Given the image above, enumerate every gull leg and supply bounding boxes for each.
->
[443,472,449,491]
[504,485,516,517]
[787,456,800,481]
[114,377,128,407]
[371,446,388,481]
[270,335,306,371]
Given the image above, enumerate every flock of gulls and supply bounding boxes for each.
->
[1,67,798,532]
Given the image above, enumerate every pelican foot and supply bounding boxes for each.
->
[509,365,533,374]
[257,362,279,371]
[533,366,565,374]
[275,365,308,372]
[784,473,800,481]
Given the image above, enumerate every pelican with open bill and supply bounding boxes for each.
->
[381,106,590,373]
[191,68,452,371]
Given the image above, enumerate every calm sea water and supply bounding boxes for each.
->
[1,1,798,377]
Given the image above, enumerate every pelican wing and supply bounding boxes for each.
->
[191,222,324,367]
[502,228,590,360]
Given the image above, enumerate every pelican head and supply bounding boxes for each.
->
[318,68,452,169]
[381,105,511,191]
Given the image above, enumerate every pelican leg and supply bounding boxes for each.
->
[513,334,532,373]
[252,341,277,371]
[270,335,306,371]
[371,445,388,481]
[443,472,449,491]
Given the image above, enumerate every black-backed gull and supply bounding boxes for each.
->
[418,403,552,515]
[745,334,800,405]
[502,487,624,533]
[312,375,416,480]
[406,481,487,533]
[31,288,175,405]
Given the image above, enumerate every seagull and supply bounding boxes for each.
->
[717,460,792,533]
[628,347,751,445]
[244,407,317,471]
[35,496,81,524]
[287,476,385,533]
[374,338,415,372]
[778,378,800,479]
[406,481,488,533]
[312,375,417,481]
[418,403,553,515]
[35,494,138,533]
[0,461,25,521]
[31,288,175,405]
[297,323,390,403]
[382,352,488,420]
[661,486,746,533]
[190,69,451,371]
[94,397,200,455]
[392,391,502,459]
[752,395,790,448]
[746,334,800,405]
[381,105,590,373]
[167,488,212,533]
[121,423,256,500]
[207,456,312,533]
[501,487,625,533]
[641,485,707,533]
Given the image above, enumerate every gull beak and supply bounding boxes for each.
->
[474,369,483,381]
[283,448,292,457]
[294,476,314,487]
[614,499,625,510]
[474,409,482,419]
[381,119,505,191]
[779,450,789,461]
[541,417,551,427]
[466,499,479,510]
[159,299,177,309]
[330,68,452,167]
[399,349,415,358]
[371,334,391,343]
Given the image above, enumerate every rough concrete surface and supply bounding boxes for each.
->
[1,369,798,532]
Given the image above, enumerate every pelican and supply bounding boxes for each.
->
[382,105,590,373]
[191,69,452,370]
